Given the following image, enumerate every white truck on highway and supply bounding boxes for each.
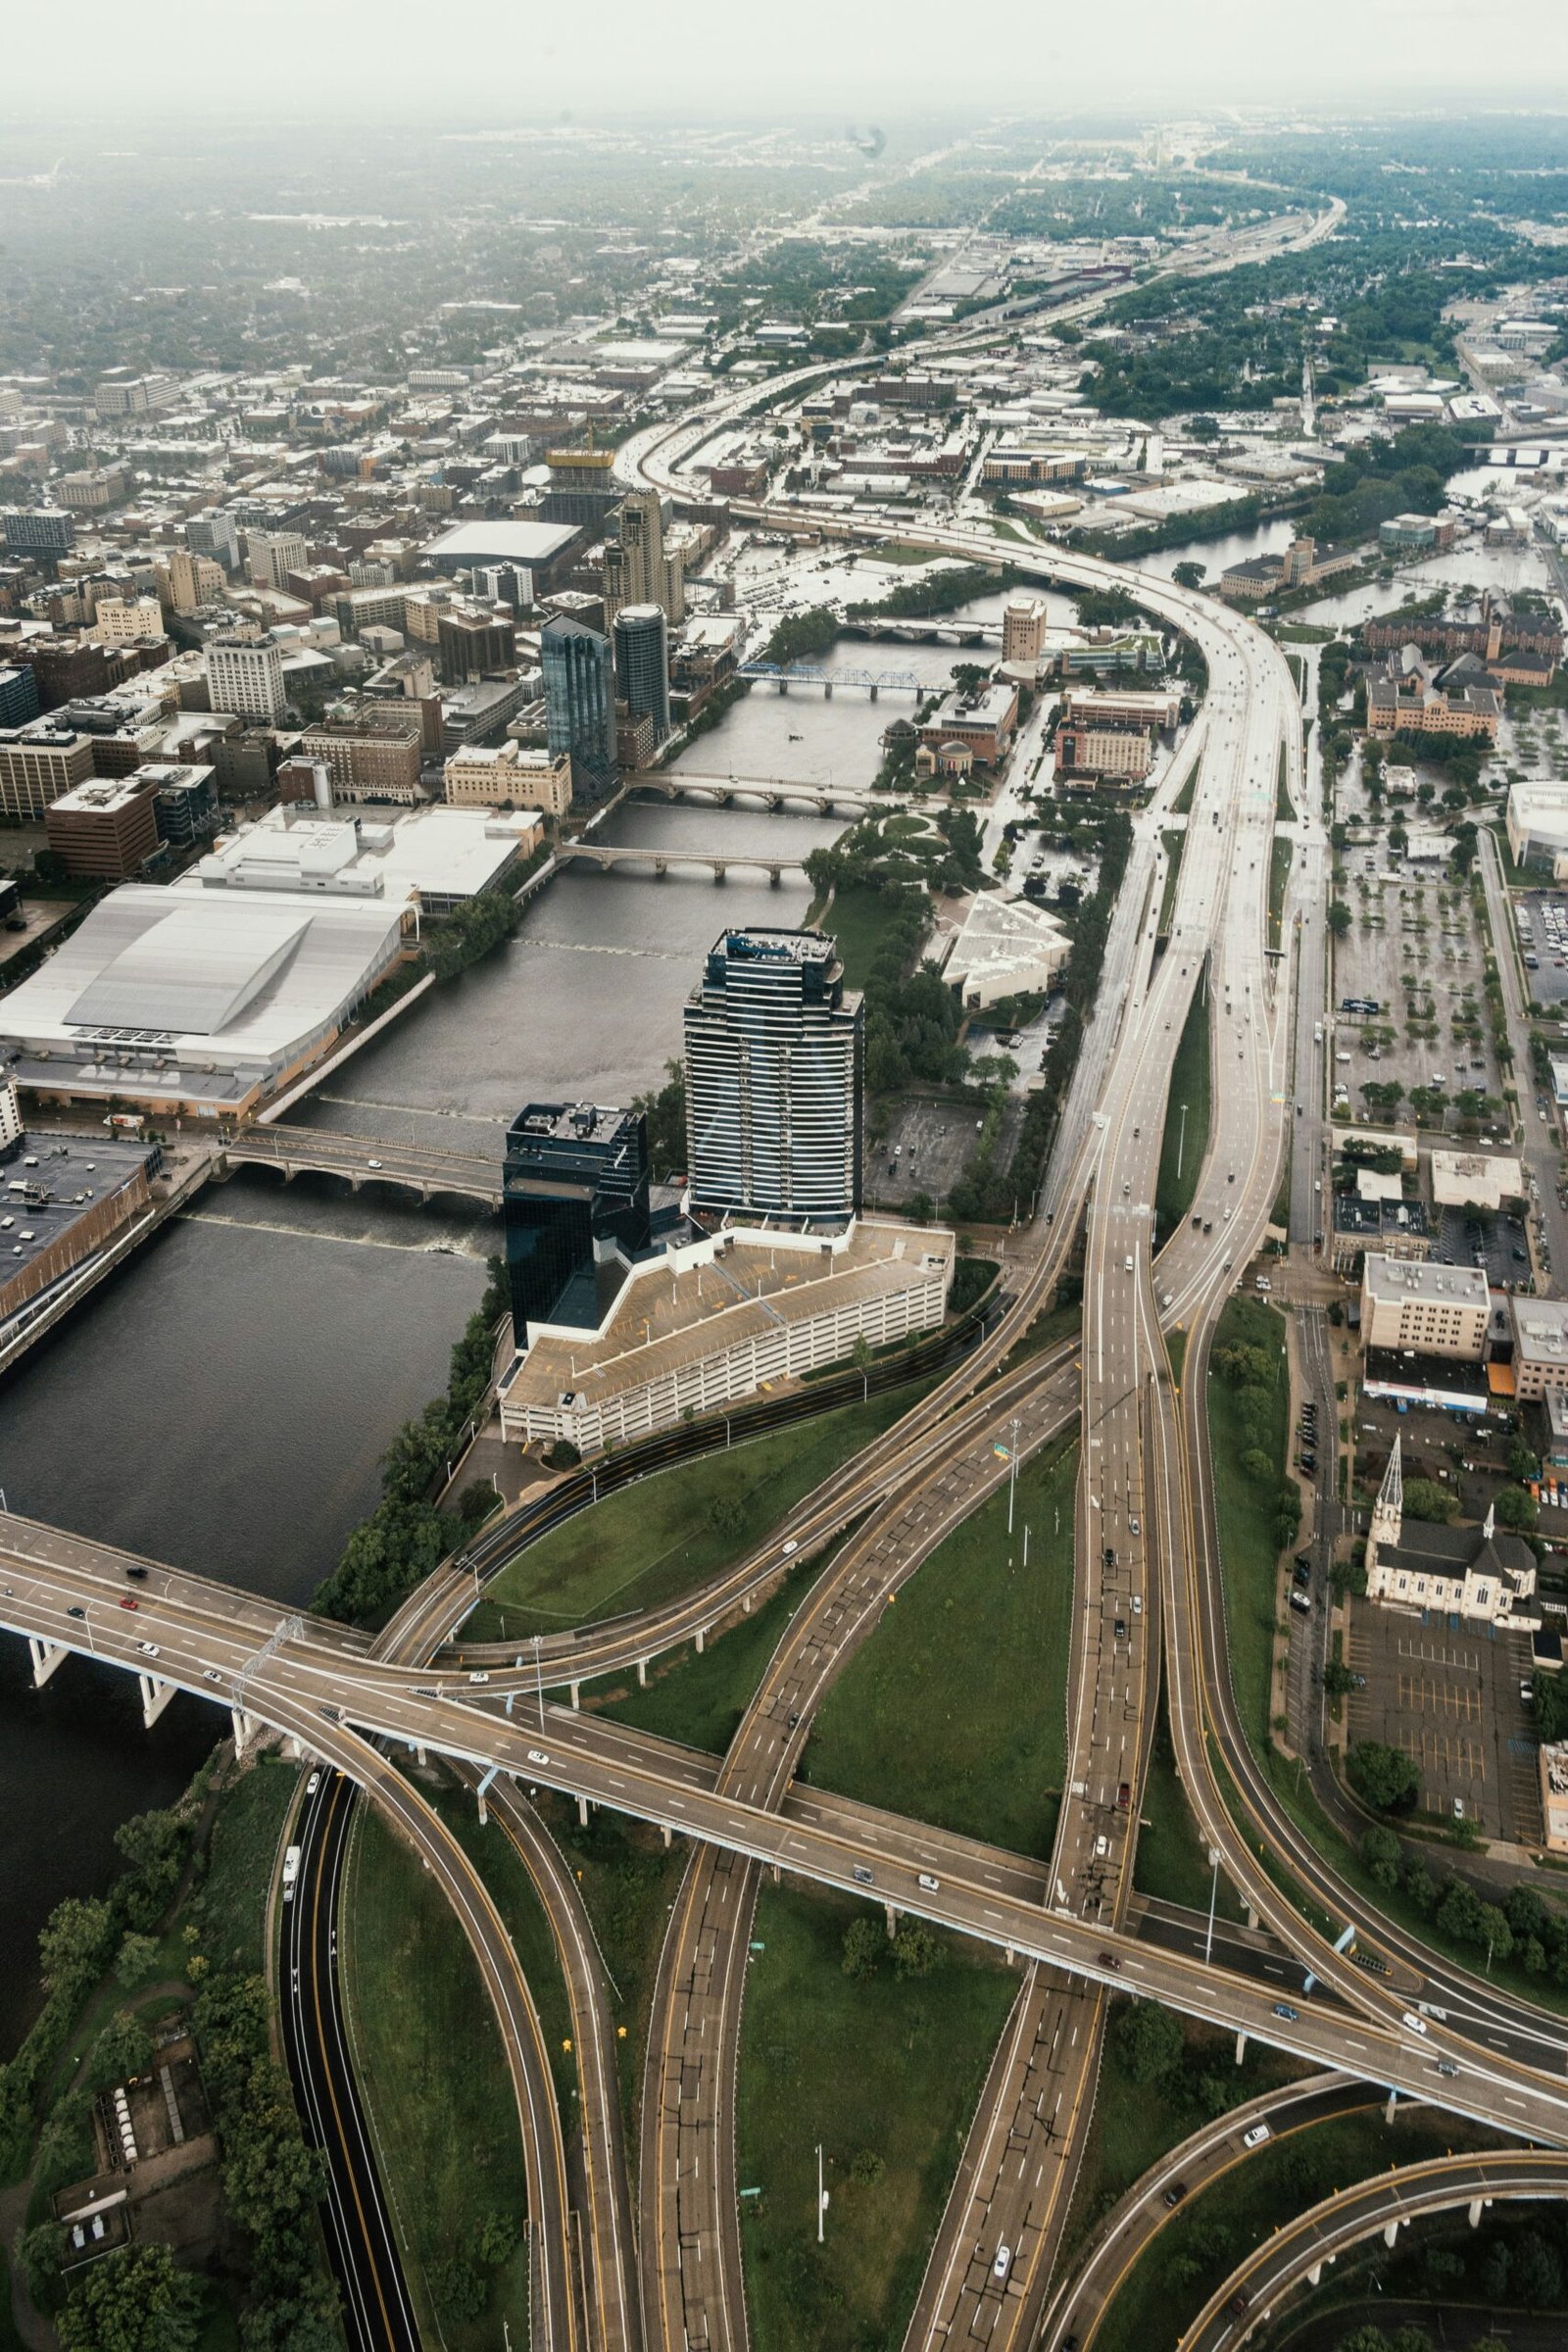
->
[281,1844,302,1902]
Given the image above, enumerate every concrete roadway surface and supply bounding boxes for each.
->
[636,1339,1084,2352]
[1479,826,1568,1284]
[1183,2149,1568,2352]
[279,1771,421,2352]
[1037,2072,1369,2352]
[12,1560,1568,2149]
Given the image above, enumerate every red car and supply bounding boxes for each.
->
[119,1596,139,1610]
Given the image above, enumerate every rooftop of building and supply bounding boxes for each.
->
[706,926,840,970]
[192,803,539,904]
[1512,1296,1568,1361]
[0,1128,160,1304]
[425,519,577,566]
[1362,1253,1488,1305]
[508,1101,637,1150]
[47,778,154,817]
[499,1215,954,1415]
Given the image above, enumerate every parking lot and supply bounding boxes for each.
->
[1344,1605,1540,1841]
[1329,852,1504,1136]
[1517,890,1568,1008]
[865,1093,1024,1217]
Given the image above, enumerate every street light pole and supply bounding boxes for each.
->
[1007,1416,1020,1536]
[1177,1102,1189,1181]
[1204,1846,1221,1966]
[816,2143,826,2243]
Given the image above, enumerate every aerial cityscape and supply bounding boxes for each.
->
[8,11,1568,2352]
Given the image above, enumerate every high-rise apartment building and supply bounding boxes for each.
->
[205,632,287,725]
[246,529,310,593]
[436,604,516,685]
[604,488,682,622]
[541,615,614,800]
[684,928,863,1223]
[502,1102,651,1345]
[612,604,670,745]
[1,509,74,561]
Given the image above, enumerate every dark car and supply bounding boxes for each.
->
[67,1605,85,1620]
[1162,2181,1188,2208]
[124,1564,148,1581]
[1098,1951,1121,1971]
[1229,2290,1252,2317]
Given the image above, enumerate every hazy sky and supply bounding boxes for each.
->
[4,0,1568,119]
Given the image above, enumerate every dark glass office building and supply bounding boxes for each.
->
[612,603,670,742]
[541,614,615,801]
[503,1102,651,1345]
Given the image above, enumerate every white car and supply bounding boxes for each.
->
[992,2245,1012,2283]
[1242,2121,1271,2148]
[526,1748,550,1767]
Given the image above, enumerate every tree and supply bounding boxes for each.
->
[114,1806,190,1928]
[1400,1478,1455,1524]
[1494,1484,1538,1533]
[1361,1825,1402,1890]
[1324,1659,1357,1699]
[38,1896,113,1994]
[85,2008,154,2095]
[1171,561,1206,590]
[1115,1999,1183,2086]
[841,1919,883,1982]
[850,1333,874,1384]
[891,1922,938,1980]
[1326,900,1352,937]
[57,2245,204,2352]
[115,1931,163,1989]
[708,1492,748,1540]
[1348,1740,1420,1814]
[474,2210,519,2268]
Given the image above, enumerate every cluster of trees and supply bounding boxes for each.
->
[847,563,1021,623]
[0,1796,200,2178]
[758,607,840,666]
[54,2244,206,2352]
[311,1256,509,1623]
[632,1057,686,1180]
[422,884,532,983]
[192,1970,339,2349]
[1115,2000,1284,2131]
[428,2210,519,2325]
[1358,1812,1568,1984]
[841,1916,938,1982]
[1212,1336,1301,1552]
[1301,421,1476,549]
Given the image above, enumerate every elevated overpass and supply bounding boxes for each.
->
[222,1123,503,1210]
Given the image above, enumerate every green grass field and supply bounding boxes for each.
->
[341,1797,531,2350]
[736,1882,1017,2352]
[430,1786,578,2121]
[1276,736,1295,818]
[819,881,909,991]
[466,1390,919,1641]
[802,1436,1078,1858]
[1158,827,1185,934]
[540,1803,688,2126]
[195,1756,300,1982]
[1132,1698,1243,1922]
[1206,1296,1290,1750]
[588,1545,830,1751]
[1172,758,1200,817]
[1153,988,1211,1248]
[1268,835,1293,953]
[1095,2105,1496,2352]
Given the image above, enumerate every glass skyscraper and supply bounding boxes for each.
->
[541,614,614,800]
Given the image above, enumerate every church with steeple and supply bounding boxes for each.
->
[1364,1436,1541,1629]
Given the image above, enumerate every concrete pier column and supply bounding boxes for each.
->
[231,1707,253,1756]
[476,1787,488,1828]
[569,1681,580,1710]
[885,1904,899,1938]
[138,1672,175,1730]
[416,1742,427,1767]
[1235,2032,1249,2064]
[1468,2199,1485,2229]
[1383,2220,1400,2249]
[1246,1905,1260,1930]
[868,683,879,703]
[637,1659,648,1688]
[1307,2263,1322,2287]
[1385,2088,1398,2124]
[695,1627,707,1654]
[662,1823,672,1848]
[771,1861,781,1885]
[28,1636,67,1689]
[823,681,833,700]
[577,1793,590,1829]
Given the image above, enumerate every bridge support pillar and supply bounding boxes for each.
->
[778,680,788,695]
[1383,2220,1400,2250]
[823,681,833,700]
[712,865,726,885]
[1234,2032,1249,2064]
[768,866,781,887]
[637,1658,648,1687]
[695,1627,707,1654]
[771,1862,781,1885]
[569,1681,580,1710]
[476,1787,487,1829]
[416,1742,427,1767]
[231,1708,254,1756]
[138,1673,175,1730]
[868,683,878,703]
[28,1636,67,1689]
[577,1793,590,1829]
[885,1904,899,1939]
[1385,2087,1398,2124]
[1469,2198,1486,2229]
[655,859,666,878]
[1306,2263,1323,2287]
[1246,1905,1260,1931]
[662,1823,672,1848]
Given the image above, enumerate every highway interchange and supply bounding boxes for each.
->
[9,229,1568,2344]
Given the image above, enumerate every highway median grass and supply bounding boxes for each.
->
[736,1880,1016,2352]
[195,1754,299,1983]
[1268,834,1293,955]
[1093,2103,1498,2352]
[1132,1692,1243,1924]
[801,1434,1078,1859]
[341,1790,531,2351]
[587,1545,831,1753]
[1153,984,1211,1248]
[467,1388,920,1641]
[1158,827,1186,934]
[1205,1296,1292,1753]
